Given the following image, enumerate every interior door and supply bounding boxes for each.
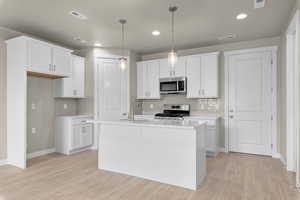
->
[228,51,272,156]
[29,40,52,74]
[97,59,128,120]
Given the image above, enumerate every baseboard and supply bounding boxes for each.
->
[27,148,56,160]
[0,159,7,166]
[219,148,227,153]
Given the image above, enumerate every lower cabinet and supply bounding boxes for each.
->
[55,116,93,155]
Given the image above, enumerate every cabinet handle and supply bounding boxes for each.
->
[49,64,52,71]
[73,90,77,96]
[54,64,56,71]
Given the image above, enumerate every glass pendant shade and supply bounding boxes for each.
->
[168,49,178,67]
[120,57,127,71]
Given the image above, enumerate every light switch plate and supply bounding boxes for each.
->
[31,103,36,110]
[150,104,154,109]
[32,128,36,134]
[63,104,68,109]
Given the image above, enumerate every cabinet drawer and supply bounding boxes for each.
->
[72,118,91,125]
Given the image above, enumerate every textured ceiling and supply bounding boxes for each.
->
[0,0,295,54]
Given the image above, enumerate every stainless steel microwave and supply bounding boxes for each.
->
[159,77,187,94]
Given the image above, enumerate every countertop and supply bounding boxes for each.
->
[135,113,222,121]
[90,119,206,130]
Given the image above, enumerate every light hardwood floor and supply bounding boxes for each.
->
[0,151,299,200]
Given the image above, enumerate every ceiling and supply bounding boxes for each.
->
[0,0,295,54]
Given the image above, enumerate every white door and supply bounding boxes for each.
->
[52,46,71,76]
[159,59,171,78]
[146,60,160,99]
[201,54,219,98]
[72,56,85,97]
[228,51,273,156]
[186,55,201,98]
[71,125,81,150]
[137,62,144,99]
[174,57,186,77]
[97,59,129,120]
[29,40,52,74]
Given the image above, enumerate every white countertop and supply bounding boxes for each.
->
[90,119,205,129]
[135,113,222,121]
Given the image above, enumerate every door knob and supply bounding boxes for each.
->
[229,115,234,119]
[229,109,234,112]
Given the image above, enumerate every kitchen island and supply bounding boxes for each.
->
[96,119,207,190]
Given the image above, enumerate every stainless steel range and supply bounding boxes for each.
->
[155,104,190,120]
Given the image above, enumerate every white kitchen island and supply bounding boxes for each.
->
[96,119,207,190]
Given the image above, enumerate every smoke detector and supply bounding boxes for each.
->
[254,0,265,9]
[69,10,88,20]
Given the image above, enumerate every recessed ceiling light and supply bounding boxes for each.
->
[80,40,87,43]
[69,10,88,20]
[94,42,102,47]
[152,30,161,36]
[236,13,248,20]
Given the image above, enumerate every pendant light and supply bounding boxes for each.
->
[168,6,178,68]
[119,19,127,71]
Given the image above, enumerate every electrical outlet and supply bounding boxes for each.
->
[63,104,68,109]
[31,103,36,110]
[32,128,36,134]
[150,104,154,109]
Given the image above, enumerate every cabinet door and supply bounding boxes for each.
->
[81,125,93,147]
[137,62,144,99]
[29,40,52,74]
[142,62,149,98]
[71,125,81,150]
[52,46,71,77]
[201,54,219,98]
[147,60,160,99]
[159,59,171,78]
[72,56,85,97]
[174,57,186,77]
[186,55,201,98]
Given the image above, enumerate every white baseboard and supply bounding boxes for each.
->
[219,148,227,153]
[0,159,7,166]
[27,148,56,160]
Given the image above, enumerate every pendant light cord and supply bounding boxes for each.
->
[119,19,127,59]
[171,10,174,51]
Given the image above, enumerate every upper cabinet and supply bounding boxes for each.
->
[137,52,219,100]
[54,55,85,98]
[159,57,186,78]
[137,60,160,99]
[27,38,72,77]
[186,52,219,98]
[52,46,72,77]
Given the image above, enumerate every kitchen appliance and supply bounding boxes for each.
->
[160,77,186,94]
[155,104,190,120]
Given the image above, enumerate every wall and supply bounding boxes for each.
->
[140,37,281,149]
[26,77,78,154]
[0,41,6,160]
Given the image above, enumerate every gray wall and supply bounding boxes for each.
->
[139,37,282,150]
[0,41,6,160]
[27,76,78,154]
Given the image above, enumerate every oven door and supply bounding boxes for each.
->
[160,81,178,94]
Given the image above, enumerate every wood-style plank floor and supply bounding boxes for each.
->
[0,151,299,200]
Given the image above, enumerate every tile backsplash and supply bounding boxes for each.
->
[140,95,221,115]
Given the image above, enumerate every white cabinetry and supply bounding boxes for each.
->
[55,116,93,155]
[137,60,160,99]
[185,116,220,156]
[54,55,85,98]
[186,52,219,98]
[159,57,186,78]
[27,38,72,77]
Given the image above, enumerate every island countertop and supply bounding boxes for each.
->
[89,119,205,129]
